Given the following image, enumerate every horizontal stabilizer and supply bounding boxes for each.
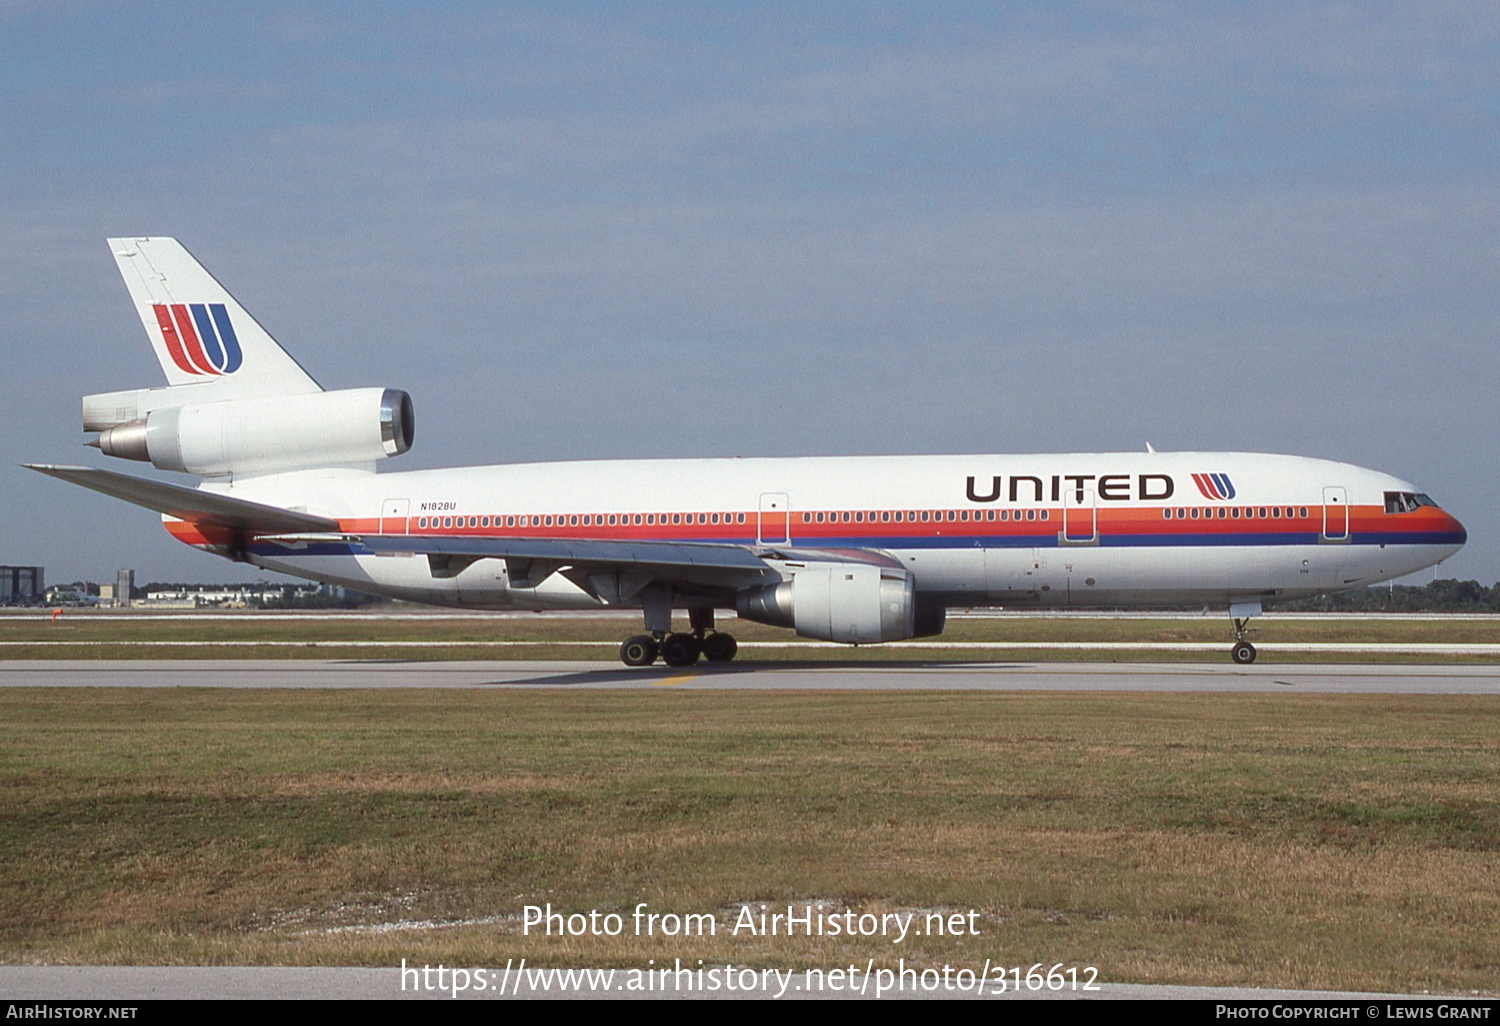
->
[23,464,340,534]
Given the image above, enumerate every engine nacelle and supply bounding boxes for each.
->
[90,387,414,476]
[736,562,923,644]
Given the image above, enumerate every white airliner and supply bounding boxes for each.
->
[28,238,1467,666]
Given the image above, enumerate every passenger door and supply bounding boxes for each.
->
[1322,486,1349,542]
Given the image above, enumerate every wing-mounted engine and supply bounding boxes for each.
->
[736,561,932,644]
[84,387,414,476]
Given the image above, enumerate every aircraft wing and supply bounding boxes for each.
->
[340,532,777,597]
[23,464,341,534]
[355,533,771,570]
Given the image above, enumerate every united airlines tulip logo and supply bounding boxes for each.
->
[1192,472,1236,500]
[151,303,243,375]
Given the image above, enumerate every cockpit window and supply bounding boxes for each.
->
[1385,491,1439,514]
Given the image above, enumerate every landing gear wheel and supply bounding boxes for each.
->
[620,634,660,667]
[660,632,701,667]
[1231,641,1257,665]
[701,632,738,662]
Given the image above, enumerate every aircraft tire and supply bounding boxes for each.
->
[701,632,738,662]
[620,635,660,667]
[1231,641,1257,665]
[660,632,701,667]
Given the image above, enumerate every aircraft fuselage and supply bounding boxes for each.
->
[170,450,1465,613]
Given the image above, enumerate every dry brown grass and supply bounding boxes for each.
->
[0,688,1496,994]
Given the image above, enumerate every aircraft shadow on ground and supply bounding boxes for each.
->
[472,659,1035,687]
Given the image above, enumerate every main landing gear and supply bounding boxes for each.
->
[619,605,738,667]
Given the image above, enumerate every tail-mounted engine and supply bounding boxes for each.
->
[84,387,414,477]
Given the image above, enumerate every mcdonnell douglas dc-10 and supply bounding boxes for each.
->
[28,238,1467,665]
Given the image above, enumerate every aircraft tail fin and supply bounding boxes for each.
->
[107,237,321,397]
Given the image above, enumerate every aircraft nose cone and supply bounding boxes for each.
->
[1447,511,1468,547]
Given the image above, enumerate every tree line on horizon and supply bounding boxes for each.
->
[1276,579,1500,613]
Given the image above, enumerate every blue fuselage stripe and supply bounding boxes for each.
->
[243,530,1465,559]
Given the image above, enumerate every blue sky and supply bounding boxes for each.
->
[3,2,1498,585]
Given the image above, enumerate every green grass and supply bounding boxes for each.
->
[1,688,1497,994]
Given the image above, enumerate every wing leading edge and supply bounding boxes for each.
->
[342,533,777,600]
[26,464,891,603]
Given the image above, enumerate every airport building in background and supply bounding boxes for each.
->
[0,566,45,605]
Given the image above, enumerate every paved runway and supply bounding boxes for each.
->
[1,659,1497,693]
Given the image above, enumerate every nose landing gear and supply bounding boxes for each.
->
[1228,600,1262,665]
